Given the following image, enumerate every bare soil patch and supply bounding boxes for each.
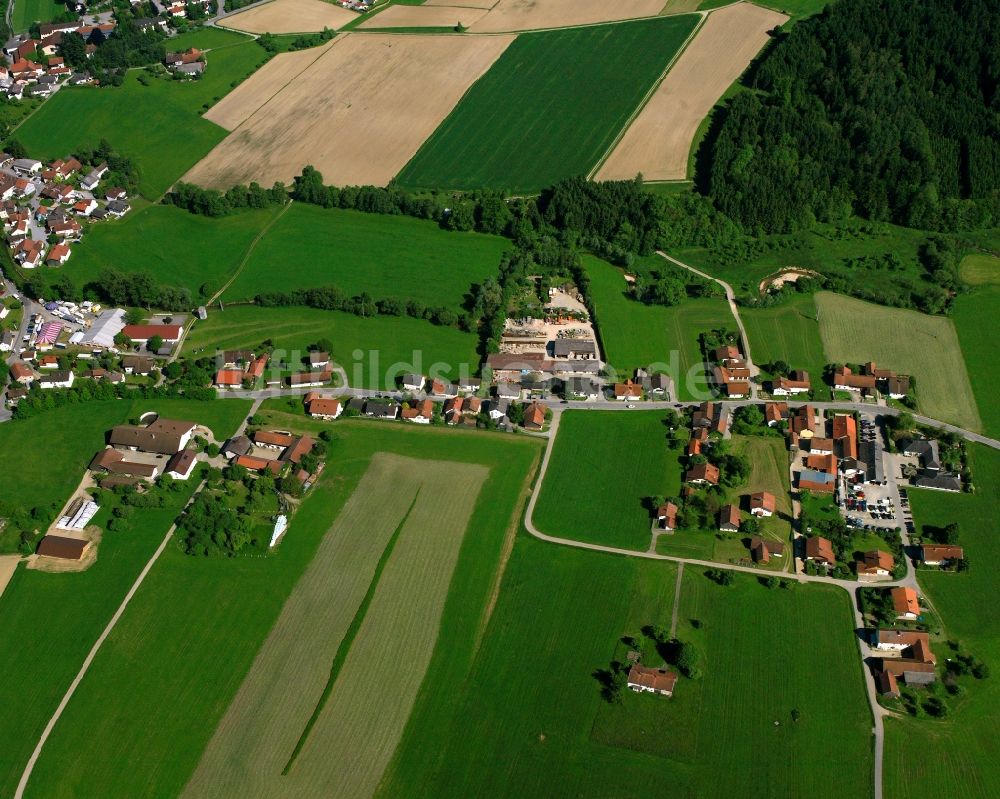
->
[184,32,514,189]
[220,0,357,34]
[358,4,490,28]
[470,0,667,32]
[758,268,821,293]
[0,555,20,600]
[205,42,335,131]
[596,2,788,181]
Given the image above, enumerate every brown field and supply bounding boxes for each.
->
[219,0,357,34]
[183,453,488,799]
[358,4,490,28]
[469,0,667,32]
[184,32,514,189]
[425,0,495,7]
[204,42,334,130]
[595,2,788,182]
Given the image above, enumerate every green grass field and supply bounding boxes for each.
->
[14,39,268,198]
[953,287,1000,437]
[584,255,733,398]
[185,304,482,388]
[742,293,831,397]
[184,453,488,798]
[66,204,283,301]
[396,14,700,192]
[381,541,873,798]
[534,410,682,550]
[958,253,1000,285]
[20,420,541,799]
[221,204,508,308]
[11,0,62,32]
[0,399,251,798]
[169,27,255,51]
[884,444,1000,799]
[815,291,982,431]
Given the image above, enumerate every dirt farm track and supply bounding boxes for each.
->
[596,2,788,182]
[183,32,515,189]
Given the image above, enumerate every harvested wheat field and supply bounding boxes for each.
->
[184,32,514,189]
[182,453,487,799]
[204,42,334,130]
[359,4,491,28]
[220,0,356,34]
[470,0,667,32]
[425,0,494,7]
[596,2,787,182]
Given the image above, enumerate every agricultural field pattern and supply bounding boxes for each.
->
[1,1,998,799]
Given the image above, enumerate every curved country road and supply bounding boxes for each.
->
[524,409,897,799]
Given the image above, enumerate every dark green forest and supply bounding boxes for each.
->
[708,0,1000,233]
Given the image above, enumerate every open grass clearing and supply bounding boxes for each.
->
[185,304,481,389]
[952,287,1000,438]
[815,291,981,431]
[0,399,251,798]
[396,14,699,193]
[168,27,256,51]
[15,41,269,198]
[584,255,732,398]
[12,0,65,32]
[184,453,487,798]
[597,2,787,181]
[221,203,508,307]
[884,444,1000,799]
[185,32,514,189]
[220,0,357,33]
[20,421,540,799]
[958,253,1000,285]
[742,293,830,397]
[534,410,681,550]
[379,536,873,798]
[64,204,282,302]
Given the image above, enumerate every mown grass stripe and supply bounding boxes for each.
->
[281,487,422,774]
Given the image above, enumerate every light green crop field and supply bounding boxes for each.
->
[185,304,481,388]
[19,420,542,799]
[958,253,1000,286]
[584,256,733,398]
[742,294,831,397]
[14,39,268,198]
[184,454,488,798]
[380,540,873,798]
[953,288,1000,437]
[815,291,982,431]
[221,204,508,308]
[396,14,700,192]
[0,399,251,798]
[533,410,682,550]
[66,204,283,301]
[884,444,1000,799]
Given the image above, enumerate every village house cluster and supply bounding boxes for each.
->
[1,20,112,100]
[222,427,319,492]
[1,153,130,271]
[4,312,184,408]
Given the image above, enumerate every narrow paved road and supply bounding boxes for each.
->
[14,481,206,799]
[525,408,900,799]
[657,250,760,398]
